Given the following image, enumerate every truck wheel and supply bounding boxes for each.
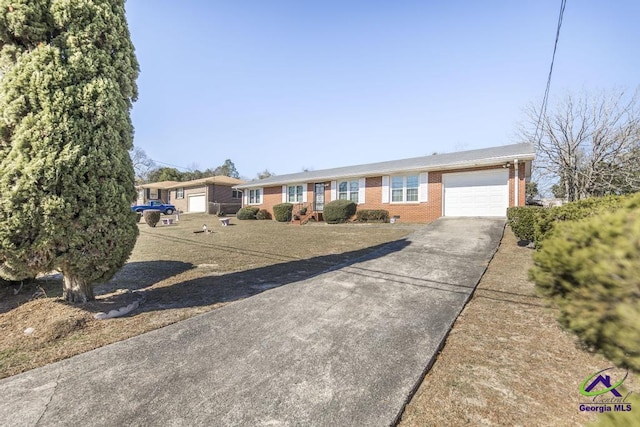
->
[165,209,174,215]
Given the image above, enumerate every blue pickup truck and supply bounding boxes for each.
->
[131,200,176,215]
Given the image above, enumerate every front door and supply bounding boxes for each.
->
[314,183,325,212]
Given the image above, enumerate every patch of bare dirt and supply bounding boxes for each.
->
[400,226,638,427]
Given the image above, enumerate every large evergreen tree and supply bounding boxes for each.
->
[0,0,139,302]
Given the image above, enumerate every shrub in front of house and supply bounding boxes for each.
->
[506,206,542,242]
[324,200,357,224]
[237,206,260,220]
[273,203,293,222]
[534,194,631,245]
[356,209,389,223]
[529,193,640,372]
[256,209,271,220]
[143,210,161,228]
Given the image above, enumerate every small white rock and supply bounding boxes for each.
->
[24,327,35,335]
[94,312,108,320]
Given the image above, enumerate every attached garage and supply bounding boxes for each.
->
[187,194,206,213]
[443,169,509,217]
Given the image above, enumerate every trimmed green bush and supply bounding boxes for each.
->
[356,209,389,223]
[529,193,640,372]
[143,210,161,228]
[237,206,259,220]
[256,209,271,220]
[534,194,631,244]
[324,200,357,224]
[273,203,293,222]
[506,206,542,242]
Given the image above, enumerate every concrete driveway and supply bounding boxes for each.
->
[0,218,505,426]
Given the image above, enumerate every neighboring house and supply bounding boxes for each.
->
[135,181,180,205]
[166,176,245,214]
[234,143,534,223]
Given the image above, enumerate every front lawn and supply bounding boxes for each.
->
[0,214,417,379]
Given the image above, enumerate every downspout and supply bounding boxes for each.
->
[514,159,519,207]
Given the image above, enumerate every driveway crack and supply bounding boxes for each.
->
[320,288,357,316]
[34,372,61,426]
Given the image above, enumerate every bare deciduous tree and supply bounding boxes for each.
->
[129,146,156,183]
[519,88,640,201]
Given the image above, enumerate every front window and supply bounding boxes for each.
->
[391,177,404,202]
[406,175,419,202]
[176,187,184,199]
[288,185,304,203]
[338,180,359,203]
[232,189,242,199]
[391,175,419,202]
[249,189,262,204]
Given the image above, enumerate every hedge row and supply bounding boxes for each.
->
[534,194,631,244]
[529,192,640,373]
[506,194,632,244]
[506,206,542,242]
[355,209,389,223]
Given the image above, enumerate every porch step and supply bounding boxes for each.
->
[290,211,322,225]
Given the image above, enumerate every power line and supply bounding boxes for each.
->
[533,0,567,144]
[149,159,193,171]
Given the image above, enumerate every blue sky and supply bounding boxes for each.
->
[125,1,639,179]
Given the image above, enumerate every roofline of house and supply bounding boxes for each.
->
[164,178,243,189]
[137,176,245,190]
[234,153,534,190]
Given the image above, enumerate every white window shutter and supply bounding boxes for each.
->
[382,176,390,203]
[243,191,248,206]
[419,172,428,202]
[302,184,308,203]
[358,178,366,204]
[282,185,287,203]
[330,181,337,201]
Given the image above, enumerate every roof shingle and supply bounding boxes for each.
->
[236,142,534,189]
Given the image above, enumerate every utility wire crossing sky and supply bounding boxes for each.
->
[125,0,639,179]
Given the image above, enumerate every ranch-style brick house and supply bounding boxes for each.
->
[234,143,534,223]
[137,176,245,214]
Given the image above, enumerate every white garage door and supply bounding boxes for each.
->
[188,194,206,213]
[443,169,509,217]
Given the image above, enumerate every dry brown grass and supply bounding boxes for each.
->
[400,226,638,427]
[0,214,417,379]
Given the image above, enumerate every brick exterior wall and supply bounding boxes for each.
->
[169,184,242,213]
[246,162,530,223]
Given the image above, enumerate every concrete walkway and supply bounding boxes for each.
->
[0,218,505,426]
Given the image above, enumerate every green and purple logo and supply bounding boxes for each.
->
[578,367,633,414]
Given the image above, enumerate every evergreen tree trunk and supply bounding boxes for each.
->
[62,274,94,303]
